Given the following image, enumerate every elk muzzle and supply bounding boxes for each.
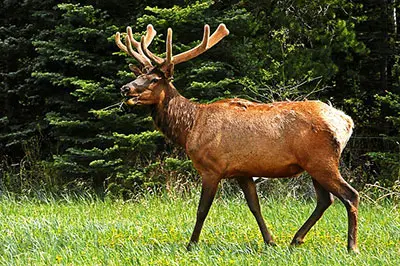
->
[120,85,131,94]
[120,75,155,105]
[120,83,139,105]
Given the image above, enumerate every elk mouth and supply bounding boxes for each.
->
[124,94,140,105]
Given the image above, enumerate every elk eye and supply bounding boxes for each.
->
[151,78,159,83]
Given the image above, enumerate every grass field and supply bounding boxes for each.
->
[0,192,398,265]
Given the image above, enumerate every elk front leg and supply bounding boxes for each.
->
[237,177,275,245]
[187,177,219,250]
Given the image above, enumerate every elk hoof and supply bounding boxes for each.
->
[290,239,304,246]
[266,241,277,247]
[186,242,197,251]
[348,246,360,254]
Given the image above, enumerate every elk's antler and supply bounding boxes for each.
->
[116,24,229,69]
[171,24,229,64]
[115,25,158,70]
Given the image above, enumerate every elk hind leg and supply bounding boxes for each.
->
[237,177,275,245]
[291,178,334,245]
[307,166,359,253]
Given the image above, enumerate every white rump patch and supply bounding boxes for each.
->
[322,106,354,153]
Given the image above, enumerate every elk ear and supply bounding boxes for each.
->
[129,64,143,76]
[161,63,174,80]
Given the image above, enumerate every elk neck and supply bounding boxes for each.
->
[151,81,199,148]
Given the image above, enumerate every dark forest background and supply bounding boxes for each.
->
[1,0,399,198]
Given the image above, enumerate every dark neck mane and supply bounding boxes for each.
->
[151,83,198,148]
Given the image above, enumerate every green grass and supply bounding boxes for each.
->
[0,193,399,265]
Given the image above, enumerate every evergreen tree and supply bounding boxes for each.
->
[0,0,398,195]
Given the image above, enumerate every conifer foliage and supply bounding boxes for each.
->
[1,0,399,196]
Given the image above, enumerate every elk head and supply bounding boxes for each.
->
[115,24,230,106]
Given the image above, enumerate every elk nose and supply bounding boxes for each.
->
[120,85,131,94]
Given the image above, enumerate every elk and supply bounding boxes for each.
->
[115,24,359,253]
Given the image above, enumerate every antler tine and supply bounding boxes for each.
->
[115,32,128,54]
[172,24,210,65]
[115,27,154,68]
[126,26,153,68]
[141,24,165,65]
[126,27,143,55]
[172,23,229,65]
[166,28,173,64]
[143,24,157,49]
[141,36,164,65]
[207,23,230,49]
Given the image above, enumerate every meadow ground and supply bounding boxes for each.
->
[0,192,398,265]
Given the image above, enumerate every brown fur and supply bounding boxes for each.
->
[147,89,353,180]
[151,84,199,146]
